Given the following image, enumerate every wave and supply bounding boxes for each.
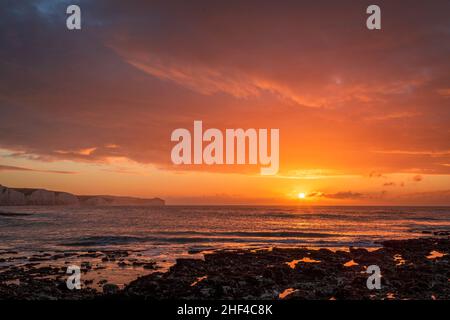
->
[61,231,341,247]
[155,231,337,237]
[0,212,33,217]
[61,236,379,249]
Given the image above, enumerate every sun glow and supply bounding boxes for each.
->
[298,192,306,199]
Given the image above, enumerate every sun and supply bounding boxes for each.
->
[298,192,306,199]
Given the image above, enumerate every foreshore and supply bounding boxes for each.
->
[0,237,449,300]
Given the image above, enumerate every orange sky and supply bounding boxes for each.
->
[0,1,449,205]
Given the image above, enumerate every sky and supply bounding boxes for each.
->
[0,0,449,205]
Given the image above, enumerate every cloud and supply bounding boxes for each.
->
[0,0,449,177]
[118,52,330,108]
[309,188,449,205]
[317,191,365,200]
[372,150,450,157]
[364,112,421,122]
[437,88,450,97]
[369,171,385,178]
[325,191,365,199]
[276,169,358,180]
[395,190,450,205]
[0,164,77,174]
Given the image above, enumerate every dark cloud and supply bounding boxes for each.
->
[369,171,385,178]
[323,191,365,199]
[0,0,449,175]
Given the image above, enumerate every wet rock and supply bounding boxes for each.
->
[102,283,119,295]
[143,263,157,270]
[122,237,450,300]
[1,237,449,300]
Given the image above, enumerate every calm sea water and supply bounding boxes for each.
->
[0,206,450,258]
[1,206,450,260]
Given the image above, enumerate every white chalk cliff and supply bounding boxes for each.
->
[0,185,165,206]
[0,185,26,205]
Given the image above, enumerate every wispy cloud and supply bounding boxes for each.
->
[364,111,421,121]
[437,88,450,97]
[0,164,77,174]
[274,169,358,180]
[321,191,365,199]
[123,56,325,108]
[372,150,450,156]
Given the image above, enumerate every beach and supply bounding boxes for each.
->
[0,236,449,300]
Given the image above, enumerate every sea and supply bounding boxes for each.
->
[1,205,450,257]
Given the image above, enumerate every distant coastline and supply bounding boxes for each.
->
[0,184,165,206]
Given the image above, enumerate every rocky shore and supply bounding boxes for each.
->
[0,237,449,300]
[0,249,160,299]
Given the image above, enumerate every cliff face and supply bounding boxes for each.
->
[0,185,165,206]
[78,195,165,206]
[1,187,80,206]
[0,185,26,205]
